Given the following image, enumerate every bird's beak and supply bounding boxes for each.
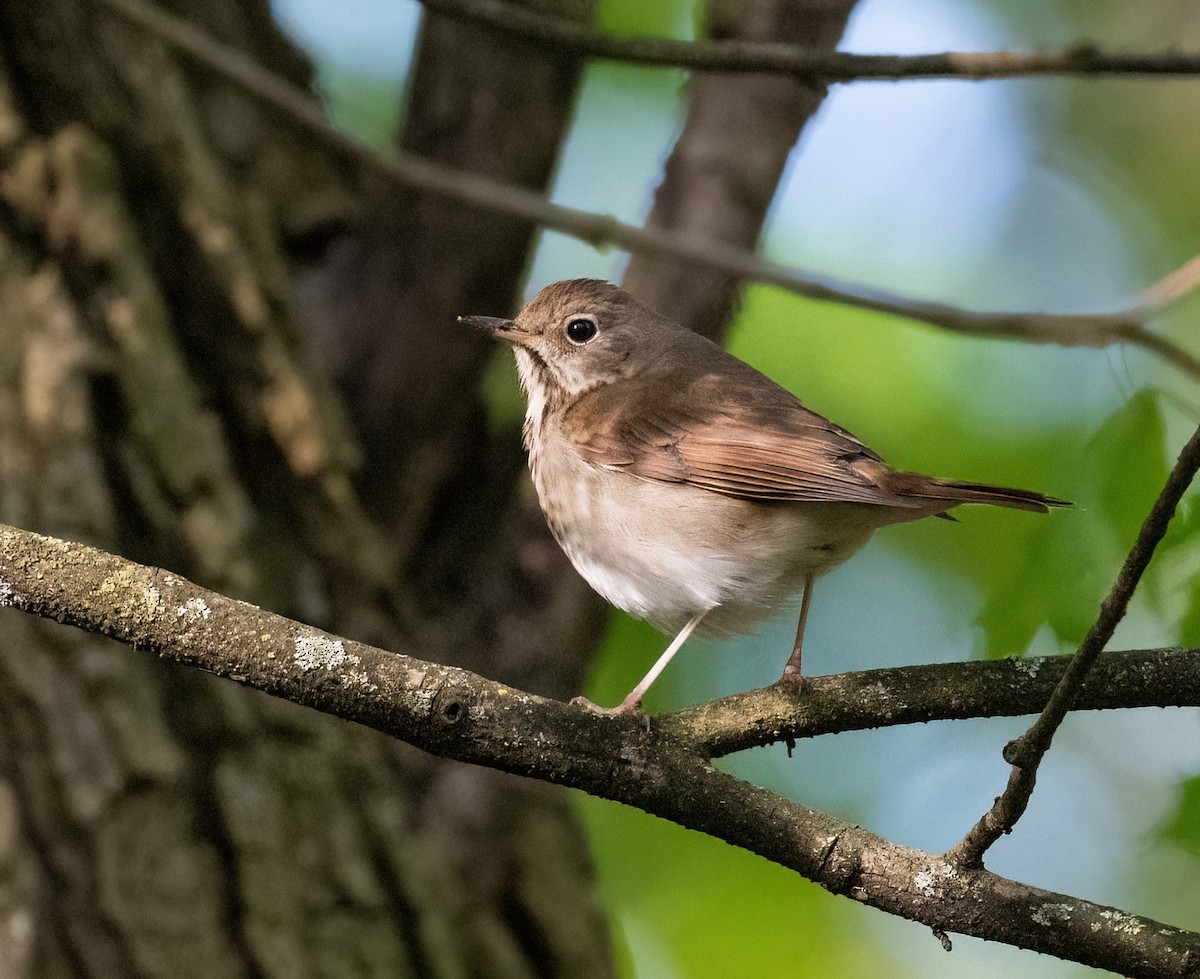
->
[458,315,536,347]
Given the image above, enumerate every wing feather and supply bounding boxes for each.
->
[560,353,917,507]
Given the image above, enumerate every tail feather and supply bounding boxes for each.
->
[884,471,1071,514]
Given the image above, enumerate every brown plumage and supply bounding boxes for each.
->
[462,279,1068,714]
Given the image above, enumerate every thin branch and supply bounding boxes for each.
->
[419,0,1200,82]
[950,420,1200,869]
[94,0,1200,382]
[667,647,1200,759]
[1,522,1199,976]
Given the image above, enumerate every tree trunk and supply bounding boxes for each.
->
[0,1,610,976]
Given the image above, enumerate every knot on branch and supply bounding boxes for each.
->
[433,686,470,728]
[1002,734,1028,766]
[817,831,861,894]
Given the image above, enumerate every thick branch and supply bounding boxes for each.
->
[419,0,1200,81]
[951,420,1200,868]
[94,0,1200,381]
[2,523,1199,976]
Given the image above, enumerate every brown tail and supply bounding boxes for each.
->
[884,472,1071,514]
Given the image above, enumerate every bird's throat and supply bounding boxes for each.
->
[513,348,558,478]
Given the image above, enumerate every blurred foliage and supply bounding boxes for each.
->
[977,391,1170,657]
[1171,498,1200,643]
[597,0,697,38]
[316,66,404,146]
[573,791,889,978]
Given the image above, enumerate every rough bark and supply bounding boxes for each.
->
[0,1,610,976]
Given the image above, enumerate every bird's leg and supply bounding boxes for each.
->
[780,574,814,681]
[573,610,707,716]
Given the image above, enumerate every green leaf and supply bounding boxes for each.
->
[978,394,1168,657]
[1180,574,1200,647]
[977,511,1109,658]
[597,0,696,38]
[1161,496,1200,643]
[1088,391,1169,542]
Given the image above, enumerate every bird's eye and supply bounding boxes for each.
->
[565,318,597,344]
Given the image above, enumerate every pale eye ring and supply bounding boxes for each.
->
[565,318,597,344]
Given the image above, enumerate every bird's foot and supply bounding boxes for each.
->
[571,695,646,720]
[779,641,805,685]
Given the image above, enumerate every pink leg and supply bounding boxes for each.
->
[780,574,814,680]
[574,610,707,716]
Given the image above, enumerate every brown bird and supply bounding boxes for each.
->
[462,279,1068,715]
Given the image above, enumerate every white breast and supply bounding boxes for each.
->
[525,413,877,637]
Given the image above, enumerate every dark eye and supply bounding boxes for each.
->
[565,318,597,344]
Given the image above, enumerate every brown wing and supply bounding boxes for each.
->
[560,351,922,507]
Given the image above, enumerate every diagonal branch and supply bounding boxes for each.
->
[949,420,1200,869]
[1,522,1199,976]
[419,0,1200,82]
[93,0,1200,383]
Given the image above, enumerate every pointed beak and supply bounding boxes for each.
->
[458,315,535,347]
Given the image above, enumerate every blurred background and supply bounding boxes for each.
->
[1,0,1197,975]
[273,0,1200,973]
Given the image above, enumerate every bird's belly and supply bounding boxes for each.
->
[532,449,875,635]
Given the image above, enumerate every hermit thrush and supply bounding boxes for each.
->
[461,279,1067,715]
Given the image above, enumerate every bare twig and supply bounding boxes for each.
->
[1,522,1200,976]
[94,0,1200,381]
[949,420,1200,869]
[420,0,1200,82]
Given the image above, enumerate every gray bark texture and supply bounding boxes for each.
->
[0,1,610,976]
